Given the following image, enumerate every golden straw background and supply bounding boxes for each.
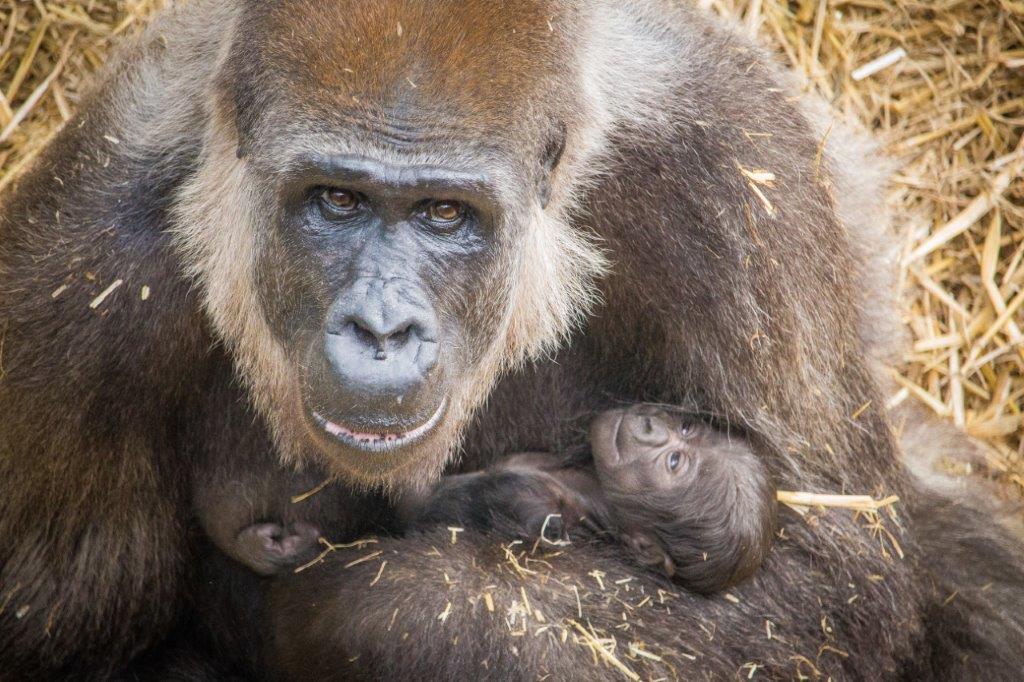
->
[1,1,1022,498]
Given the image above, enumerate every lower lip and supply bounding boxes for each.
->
[312,399,447,453]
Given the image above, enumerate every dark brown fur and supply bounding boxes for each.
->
[0,1,1022,679]
[589,405,777,594]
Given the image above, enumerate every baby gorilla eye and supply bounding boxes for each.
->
[318,187,361,216]
[424,200,465,227]
[668,451,682,471]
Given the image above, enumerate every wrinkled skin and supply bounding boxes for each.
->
[400,404,776,595]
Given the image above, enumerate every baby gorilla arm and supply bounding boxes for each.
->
[193,450,328,577]
[399,453,610,543]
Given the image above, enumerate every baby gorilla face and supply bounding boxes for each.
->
[589,404,714,492]
[588,403,776,593]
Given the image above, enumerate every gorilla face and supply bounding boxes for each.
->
[260,150,512,474]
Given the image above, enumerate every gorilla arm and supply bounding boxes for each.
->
[0,6,230,676]
[0,144,198,674]
[269,516,920,680]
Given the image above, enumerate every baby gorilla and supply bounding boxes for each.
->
[588,405,777,591]
[405,404,777,593]
[204,405,776,594]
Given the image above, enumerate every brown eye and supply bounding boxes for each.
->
[426,200,464,225]
[320,187,360,214]
[668,451,682,471]
[679,422,694,437]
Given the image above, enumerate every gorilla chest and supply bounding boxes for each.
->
[456,340,690,472]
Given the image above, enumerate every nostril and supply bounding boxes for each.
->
[348,320,380,350]
[390,324,413,349]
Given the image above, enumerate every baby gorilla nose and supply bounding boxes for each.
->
[589,405,682,469]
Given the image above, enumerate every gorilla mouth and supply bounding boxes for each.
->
[311,399,447,453]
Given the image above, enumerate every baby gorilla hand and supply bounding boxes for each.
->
[233,521,322,576]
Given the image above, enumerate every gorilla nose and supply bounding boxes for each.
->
[346,313,420,361]
[325,280,439,400]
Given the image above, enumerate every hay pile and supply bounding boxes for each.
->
[1,1,1022,493]
[702,0,1024,494]
[0,1,162,191]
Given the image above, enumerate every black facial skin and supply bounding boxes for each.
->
[268,154,501,453]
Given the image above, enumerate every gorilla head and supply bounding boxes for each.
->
[171,0,670,485]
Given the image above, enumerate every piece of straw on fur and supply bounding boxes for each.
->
[776,491,900,513]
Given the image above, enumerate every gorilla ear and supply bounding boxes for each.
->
[623,531,676,578]
[538,122,567,209]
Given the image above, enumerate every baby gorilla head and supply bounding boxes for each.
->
[589,404,777,594]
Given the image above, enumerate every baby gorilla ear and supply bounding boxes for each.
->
[622,531,676,578]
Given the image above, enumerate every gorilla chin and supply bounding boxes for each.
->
[297,336,453,474]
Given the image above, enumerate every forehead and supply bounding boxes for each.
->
[231,0,576,144]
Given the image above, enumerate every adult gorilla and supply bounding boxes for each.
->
[0,0,1020,679]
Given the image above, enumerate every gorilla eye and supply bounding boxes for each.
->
[679,423,694,437]
[668,451,682,471]
[319,187,361,215]
[424,200,465,226]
